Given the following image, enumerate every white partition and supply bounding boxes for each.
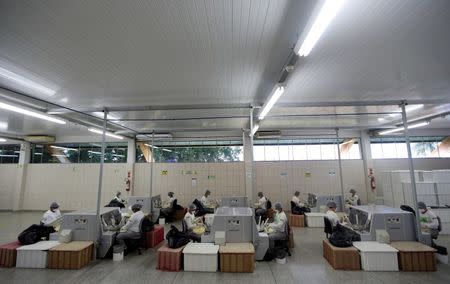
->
[0,165,19,210]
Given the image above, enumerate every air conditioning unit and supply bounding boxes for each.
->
[256,131,281,139]
[24,135,55,143]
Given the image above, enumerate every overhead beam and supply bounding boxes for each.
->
[275,98,450,108]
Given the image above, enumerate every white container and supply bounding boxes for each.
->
[204,214,215,227]
[183,242,219,272]
[113,252,124,261]
[16,241,60,268]
[353,241,399,271]
[305,213,326,227]
[276,257,286,264]
[159,218,165,225]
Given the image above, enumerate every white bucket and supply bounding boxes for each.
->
[159,218,165,225]
[276,257,287,264]
[113,252,124,261]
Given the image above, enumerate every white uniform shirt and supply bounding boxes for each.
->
[41,209,61,226]
[292,196,304,207]
[184,211,196,230]
[348,194,359,206]
[163,197,175,208]
[257,196,267,210]
[114,196,124,203]
[269,211,287,233]
[201,195,211,208]
[122,211,144,233]
[326,210,340,227]
[420,209,439,230]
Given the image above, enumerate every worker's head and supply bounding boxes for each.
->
[274,202,283,213]
[257,192,264,198]
[188,203,196,213]
[205,190,211,197]
[418,202,427,213]
[327,201,337,212]
[131,203,142,212]
[168,192,174,198]
[116,191,121,197]
[349,189,356,196]
[294,191,300,197]
[50,202,59,212]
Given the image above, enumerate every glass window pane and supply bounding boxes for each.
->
[381,143,397,158]
[321,144,337,160]
[264,146,279,161]
[371,144,384,159]
[279,145,290,161]
[307,144,321,160]
[292,145,307,160]
[253,146,265,161]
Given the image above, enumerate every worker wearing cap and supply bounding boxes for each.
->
[325,201,340,227]
[116,203,145,246]
[346,189,360,206]
[184,204,203,242]
[418,202,439,239]
[267,202,288,249]
[41,202,62,226]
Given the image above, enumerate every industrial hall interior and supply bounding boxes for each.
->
[1,0,450,283]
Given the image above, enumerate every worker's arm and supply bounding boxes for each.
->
[425,212,439,229]
[185,215,194,229]
[122,213,136,231]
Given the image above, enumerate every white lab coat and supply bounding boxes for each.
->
[292,196,304,207]
[420,209,439,230]
[256,196,267,210]
[163,197,175,209]
[269,211,287,233]
[326,210,340,227]
[41,209,61,226]
[201,195,211,208]
[114,195,124,203]
[184,211,197,230]
[122,211,144,233]
[347,194,359,206]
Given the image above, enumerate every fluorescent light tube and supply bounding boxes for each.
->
[0,121,7,129]
[50,145,78,151]
[389,104,424,117]
[51,154,68,157]
[296,0,345,57]
[145,144,158,148]
[88,128,124,140]
[0,154,18,158]
[112,154,125,158]
[251,124,260,136]
[0,101,66,124]
[92,111,119,120]
[34,153,43,155]
[162,148,172,152]
[0,66,56,96]
[379,121,430,135]
[88,150,102,155]
[0,138,6,142]
[258,86,285,120]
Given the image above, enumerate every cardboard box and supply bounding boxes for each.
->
[183,243,219,272]
[289,214,305,227]
[48,241,93,269]
[323,239,360,270]
[146,225,165,248]
[0,241,21,268]
[157,244,185,271]
[219,243,255,273]
[390,241,437,271]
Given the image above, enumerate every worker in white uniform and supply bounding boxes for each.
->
[201,190,215,214]
[291,191,310,215]
[184,204,202,242]
[255,192,268,222]
[160,191,175,219]
[418,202,440,241]
[267,202,288,249]
[346,189,360,206]
[325,201,341,227]
[41,202,62,226]
[116,203,145,247]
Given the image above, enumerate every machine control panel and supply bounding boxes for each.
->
[227,218,241,231]
[386,215,401,229]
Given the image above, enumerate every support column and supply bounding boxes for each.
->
[401,102,422,242]
[243,130,254,203]
[126,138,136,195]
[150,131,154,199]
[335,129,346,211]
[95,109,107,238]
[12,142,31,211]
[360,131,375,204]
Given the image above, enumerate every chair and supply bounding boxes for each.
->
[274,222,291,257]
[324,217,333,239]
[125,217,151,255]
[400,205,416,216]
[164,199,178,223]
[290,201,297,213]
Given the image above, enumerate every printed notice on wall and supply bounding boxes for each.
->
[304,172,312,178]
[161,170,168,176]
[191,178,197,187]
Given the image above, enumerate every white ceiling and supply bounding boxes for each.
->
[0,0,449,140]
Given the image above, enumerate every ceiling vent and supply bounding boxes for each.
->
[256,131,282,139]
[24,135,55,143]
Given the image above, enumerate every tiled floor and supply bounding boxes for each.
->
[0,211,449,284]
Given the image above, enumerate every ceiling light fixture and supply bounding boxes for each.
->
[88,150,102,155]
[144,144,158,148]
[388,104,424,118]
[251,124,260,137]
[162,148,172,152]
[295,0,346,57]
[88,128,124,140]
[0,121,7,129]
[379,121,430,135]
[0,66,56,96]
[92,111,119,120]
[0,138,6,142]
[258,86,285,120]
[50,145,78,152]
[0,101,66,124]
[0,154,18,158]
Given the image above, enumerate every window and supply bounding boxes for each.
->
[136,140,243,163]
[0,144,21,164]
[370,136,449,159]
[253,138,361,161]
[30,143,128,163]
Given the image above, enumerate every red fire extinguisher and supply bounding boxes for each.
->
[125,171,131,192]
[368,168,376,192]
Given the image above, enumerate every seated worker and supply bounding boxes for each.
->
[116,204,145,247]
[418,202,439,241]
[255,192,268,222]
[346,189,360,206]
[41,202,62,227]
[325,201,341,227]
[184,204,204,242]
[159,192,175,219]
[266,202,288,249]
[291,191,310,215]
[201,190,215,214]
[108,191,126,208]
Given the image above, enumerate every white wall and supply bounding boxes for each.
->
[22,164,129,210]
[0,165,19,210]
[255,160,366,209]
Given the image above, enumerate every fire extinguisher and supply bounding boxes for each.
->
[368,168,376,192]
[125,171,131,192]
